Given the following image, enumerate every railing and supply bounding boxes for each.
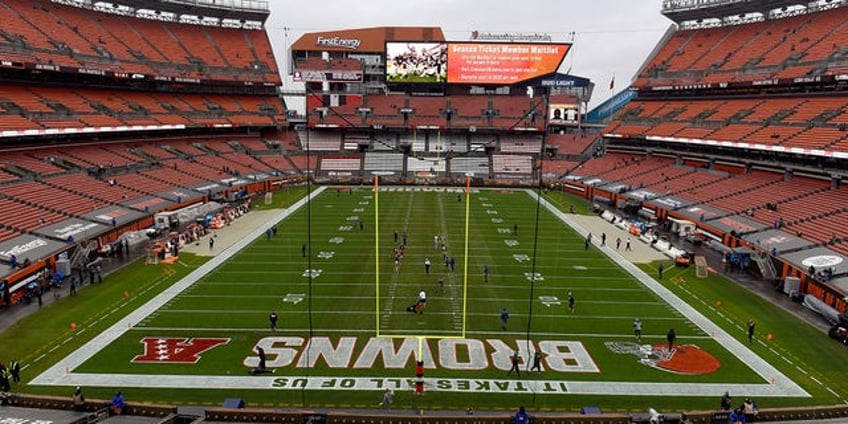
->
[662,0,747,12]
[162,0,269,12]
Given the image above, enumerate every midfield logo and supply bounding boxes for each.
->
[132,337,230,363]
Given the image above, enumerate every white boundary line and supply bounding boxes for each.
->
[30,186,327,386]
[527,189,809,397]
[30,187,809,397]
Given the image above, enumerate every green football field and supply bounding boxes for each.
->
[6,186,848,412]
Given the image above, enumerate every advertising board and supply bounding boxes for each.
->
[386,42,569,85]
[446,43,569,85]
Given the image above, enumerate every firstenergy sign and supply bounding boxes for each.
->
[316,36,361,50]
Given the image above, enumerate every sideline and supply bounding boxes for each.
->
[528,189,809,397]
[30,187,809,397]
[30,186,327,386]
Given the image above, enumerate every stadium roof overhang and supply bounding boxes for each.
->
[524,72,594,102]
[525,73,591,89]
[661,0,806,23]
[109,0,270,22]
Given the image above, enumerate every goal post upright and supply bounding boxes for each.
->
[374,176,471,340]
[461,174,471,338]
[374,176,381,337]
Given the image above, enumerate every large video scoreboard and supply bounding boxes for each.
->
[386,42,570,85]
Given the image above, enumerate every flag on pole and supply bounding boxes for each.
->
[609,74,615,91]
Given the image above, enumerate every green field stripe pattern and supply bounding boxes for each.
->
[29,187,328,385]
[29,187,808,398]
[531,190,808,397]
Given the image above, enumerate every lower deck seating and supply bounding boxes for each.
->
[364,153,404,172]
[574,153,846,257]
[0,165,19,182]
[320,156,361,172]
[450,157,489,175]
[300,131,342,151]
[546,133,597,155]
[0,180,107,216]
[0,198,66,232]
[0,152,66,175]
[407,156,445,173]
[500,136,542,153]
[0,227,22,243]
[538,159,581,176]
[492,155,532,175]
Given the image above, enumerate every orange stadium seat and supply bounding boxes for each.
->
[0,198,66,232]
[607,95,848,152]
[636,6,848,87]
[0,181,108,216]
[141,166,205,187]
[0,0,279,83]
[545,133,598,156]
[0,152,65,175]
[0,84,282,132]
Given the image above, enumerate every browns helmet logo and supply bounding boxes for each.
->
[605,342,720,375]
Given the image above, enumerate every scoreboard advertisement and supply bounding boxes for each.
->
[386,42,570,85]
[446,42,569,85]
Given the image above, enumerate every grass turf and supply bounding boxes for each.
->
[3,186,847,413]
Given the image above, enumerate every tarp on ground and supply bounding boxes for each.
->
[802,295,841,324]
[0,233,67,263]
[600,182,631,194]
[828,276,848,295]
[648,196,696,211]
[572,176,609,187]
[626,188,662,201]
[82,206,147,226]
[121,196,173,213]
[0,405,98,424]
[781,247,848,276]
[32,218,109,242]
[243,173,271,182]
[190,181,227,195]
[156,188,204,203]
[742,229,814,254]
[708,214,770,236]
[219,177,250,187]
[676,204,729,222]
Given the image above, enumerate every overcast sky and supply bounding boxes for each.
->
[264,0,673,110]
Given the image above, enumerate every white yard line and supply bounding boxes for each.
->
[30,186,809,398]
[30,186,327,386]
[28,373,808,397]
[528,189,809,397]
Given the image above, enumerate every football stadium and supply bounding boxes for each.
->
[1,0,848,423]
